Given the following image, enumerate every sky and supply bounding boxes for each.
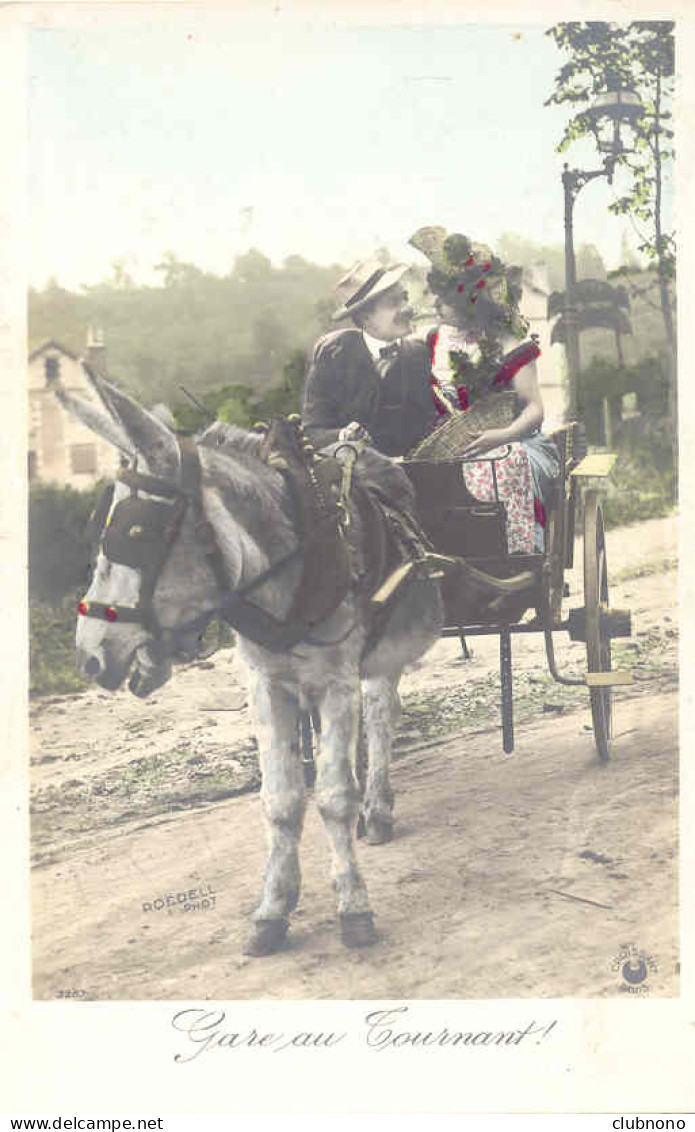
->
[27,15,670,290]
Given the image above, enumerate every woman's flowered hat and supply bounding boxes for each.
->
[409,226,527,338]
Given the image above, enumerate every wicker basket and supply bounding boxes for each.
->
[407,391,517,461]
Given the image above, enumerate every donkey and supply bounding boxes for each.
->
[56,370,444,955]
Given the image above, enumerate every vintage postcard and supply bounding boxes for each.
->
[2,0,695,1118]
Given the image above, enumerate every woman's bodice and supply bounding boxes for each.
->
[427,327,540,413]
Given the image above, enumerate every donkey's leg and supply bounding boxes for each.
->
[245,673,305,957]
[315,679,377,948]
[360,673,401,845]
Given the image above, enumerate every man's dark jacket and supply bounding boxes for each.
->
[302,328,439,456]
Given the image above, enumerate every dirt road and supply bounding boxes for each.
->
[30,516,678,999]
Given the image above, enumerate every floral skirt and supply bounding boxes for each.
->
[462,433,560,554]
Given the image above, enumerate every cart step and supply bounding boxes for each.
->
[571,452,618,479]
[585,670,633,687]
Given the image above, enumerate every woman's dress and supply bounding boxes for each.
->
[428,327,560,554]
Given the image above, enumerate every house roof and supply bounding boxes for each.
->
[28,340,80,363]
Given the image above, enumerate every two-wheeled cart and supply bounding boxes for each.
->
[403,423,633,761]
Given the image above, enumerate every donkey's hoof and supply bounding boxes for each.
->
[340,911,378,949]
[243,918,289,957]
[365,815,393,845]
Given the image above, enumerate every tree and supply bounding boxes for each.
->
[30,252,345,408]
[545,21,676,441]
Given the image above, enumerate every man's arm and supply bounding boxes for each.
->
[302,336,357,447]
[302,358,343,447]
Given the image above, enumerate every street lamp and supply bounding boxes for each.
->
[562,80,644,421]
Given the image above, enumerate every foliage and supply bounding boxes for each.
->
[577,351,670,451]
[29,252,343,409]
[30,594,87,697]
[578,352,669,414]
[545,22,675,354]
[577,357,629,410]
[29,484,98,694]
[599,432,675,529]
[29,483,100,607]
[172,347,307,430]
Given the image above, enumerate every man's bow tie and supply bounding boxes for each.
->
[379,342,400,360]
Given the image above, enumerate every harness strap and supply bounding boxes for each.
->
[118,467,182,499]
[176,432,305,642]
[177,435,233,596]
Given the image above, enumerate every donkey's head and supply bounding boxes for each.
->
[58,369,223,697]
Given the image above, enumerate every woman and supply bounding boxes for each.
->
[409,226,560,554]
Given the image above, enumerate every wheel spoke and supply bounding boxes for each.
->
[584,492,612,762]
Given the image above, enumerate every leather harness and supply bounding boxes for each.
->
[78,419,422,655]
[79,416,535,657]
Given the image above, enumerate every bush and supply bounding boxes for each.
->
[583,432,676,530]
[29,483,101,606]
[578,354,671,446]
[30,593,87,697]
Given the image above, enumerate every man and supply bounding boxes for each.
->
[302,259,440,456]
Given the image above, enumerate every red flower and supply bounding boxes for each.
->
[476,279,486,289]
[483,262,491,270]
[457,386,470,411]
[466,256,475,266]
[457,283,464,293]
[105,607,118,622]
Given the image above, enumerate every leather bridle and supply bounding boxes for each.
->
[78,435,300,655]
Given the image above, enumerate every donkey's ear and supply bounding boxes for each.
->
[52,377,136,457]
[87,372,180,477]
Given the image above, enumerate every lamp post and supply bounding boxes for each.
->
[561,82,644,422]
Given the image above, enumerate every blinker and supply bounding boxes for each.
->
[103,496,179,568]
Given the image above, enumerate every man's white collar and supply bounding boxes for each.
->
[363,331,401,361]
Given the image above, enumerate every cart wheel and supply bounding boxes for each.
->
[583,491,612,763]
[298,711,316,788]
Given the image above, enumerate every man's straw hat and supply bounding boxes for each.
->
[332,259,410,322]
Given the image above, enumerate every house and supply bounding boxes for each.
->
[519,262,567,430]
[28,331,120,489]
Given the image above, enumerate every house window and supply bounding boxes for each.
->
[45,356,60,381]
[70,444,97,475]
